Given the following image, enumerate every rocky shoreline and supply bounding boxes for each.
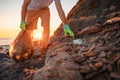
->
[33,19,119,80]
[0,0,120,80]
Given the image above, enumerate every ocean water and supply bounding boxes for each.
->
[0,38,13,45]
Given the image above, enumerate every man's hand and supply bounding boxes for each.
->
[63,24,74,38]
[20,21,26,30]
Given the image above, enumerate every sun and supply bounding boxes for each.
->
[33,32,42,40]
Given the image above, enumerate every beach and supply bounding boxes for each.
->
[0,38,13,54]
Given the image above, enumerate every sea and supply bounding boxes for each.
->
[0,38,13,46]
[0,38,13,53]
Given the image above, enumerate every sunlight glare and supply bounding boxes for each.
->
[33,32,42,40]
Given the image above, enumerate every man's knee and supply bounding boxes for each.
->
[41,21,49,28]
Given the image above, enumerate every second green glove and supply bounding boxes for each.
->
[63,24,74,38]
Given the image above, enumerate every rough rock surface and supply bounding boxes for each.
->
[0,0,120,80]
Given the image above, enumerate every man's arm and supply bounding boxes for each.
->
[55,1,74,37]
[21,0,31,21]
[55,1,67,24]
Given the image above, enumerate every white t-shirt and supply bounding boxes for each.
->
[27,0,60,10]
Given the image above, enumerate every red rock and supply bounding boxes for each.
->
[82,51,98,57]
[95,61,103,69]
[56,59,64,64]
[103,17,120,25]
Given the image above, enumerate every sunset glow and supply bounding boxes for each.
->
[33,32,42,40]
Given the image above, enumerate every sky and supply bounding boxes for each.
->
[0,0,78,38]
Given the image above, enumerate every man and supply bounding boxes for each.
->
[20,0,74,55]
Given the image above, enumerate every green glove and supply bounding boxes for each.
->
[63,24,74,38]
[20,21,26,30]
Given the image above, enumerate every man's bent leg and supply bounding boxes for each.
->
[40,7,50,51]
[42,26,50,48]
[26,30,33,39]
[26,10,40,39]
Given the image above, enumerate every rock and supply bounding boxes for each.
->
[78,65,92,73]
[74,56,86,63]
[58,62,83,80]
[107,64,113,72]
[106,52,116,60]
[85,65,107,79]
[103,17,120,26]
[95,61,104,69]
[88,45,96,52]
[98,51,107,58]
[110,72,120,79]
[0,46,3,51]
[82,51,99,57]
[117,60,120,72]
[33,52,83,80]
[0,53,9,59]
[77,26,102,35]
[33,65,58,80]
[89,63,97,71]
